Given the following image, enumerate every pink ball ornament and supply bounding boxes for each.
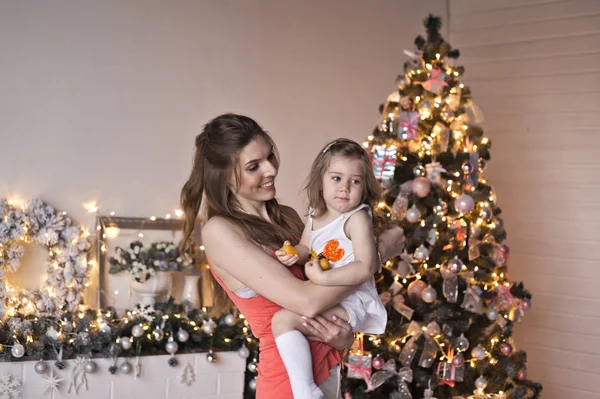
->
[522,298,531,311]
[412,177,431,198]
[500,342,513,356]
[517,368,527,381]
[452,353,465,367]
[372,355,385,370]
[407,280,427,299]
[454,194,475,214]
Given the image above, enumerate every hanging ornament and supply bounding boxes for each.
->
[480,206,493,221]
[454,194,475,213]
[412,177,431,198]
[166,337,179,355]
[120,360,133,374]
[437,348,464,384]
[108,365,117,375]
[448,257,464,273]
[456,334,470,351]
[179,362,196,386]
[67,357,90,394]
[407,280,427,299]
[223,314,236,327]
[441,108,454,121]
[247,359,258,373]
[206,350,218,364]
[486,308,499,321]
[426,161,446,184]
[237,345,250,359]
[522,298,532,311]
[461,161,474,174]
[478,158,487,172]
[441,266,459,304]
[99,322,111,334]
[500,342,513,356]
[414,244,429,260]
[475,375,488,389]
[414,164,426,177]
[152,326,164,341]
[517,368,527,380]
[461,286,483,314]
[248,377,257,391]
[392,193,409,221]
[176,328,189,343]
[471,344,486,360]
[452,353,465,367]
[419,101,433,119]
[434,200,448,215]
[34,361,48,375]
[120,337,132,350]
[54,346,65,370]
[45,327,59,341]
[168,357,179,367]
[11,343,25,358]
[470,224,481,238]
[418,68,448,95]
[396,76,409,91]
[202,320,216,335]
[371,145,397,189]
[372,355,385,370]
[85,360,97,374]
[131,324,144,338]
[398,110,420,140]
[427,229,438,246]
[422,285,437,303]
[406,205,421,223]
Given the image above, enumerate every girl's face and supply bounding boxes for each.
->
[230,136,279,206]
[321,155,364,214]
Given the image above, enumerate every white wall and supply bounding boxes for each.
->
[450,1,600,397]
[0,0,448,303]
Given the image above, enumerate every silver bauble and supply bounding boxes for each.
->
[396,77,408,91]
[247,361,258,373]
[202,321,216,335]
[414,245,429,260]
[478,159,486,171]
[456,333,470,351]
[34,361,48,374]
[238,346,250,359]
[224,314,236,327]
[166,339,179,355]
[414,165,426,177]
[132,324,144,338]
[472,344,486,360]
[475,375,488,389]
[206,351,217,363]
[486,308,499,321]
[412,177,431,198]
[99,322,111,334]
[120,360,133,374]
[421,286,437,303]
[455,194,475,213]
[434,200,448,215]
[177,328,189,343]
[248,377,257,391]
[480,206,493,221]
[152,327,164,341]
[85,360,98,374]
[11,343,25,358]
[470,225,481,238]
[120,337,132,350]
[406,206,421,223]
[448,257,464,273]
[462,161,474,174]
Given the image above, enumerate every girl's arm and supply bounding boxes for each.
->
[202,216,356,318]
[305,210,377,286]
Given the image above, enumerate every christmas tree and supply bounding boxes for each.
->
[343,15,543,399]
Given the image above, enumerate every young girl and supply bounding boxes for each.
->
[273,138,388,399]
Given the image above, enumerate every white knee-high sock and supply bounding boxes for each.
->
[275,330,323,399]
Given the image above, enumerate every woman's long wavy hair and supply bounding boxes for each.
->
[180,114,303,314]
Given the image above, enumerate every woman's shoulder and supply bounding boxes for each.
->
[201,216,237,238]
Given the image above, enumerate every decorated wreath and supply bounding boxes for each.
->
[0,198,92,316]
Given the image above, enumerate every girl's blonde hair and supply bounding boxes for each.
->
[304,138,387,233]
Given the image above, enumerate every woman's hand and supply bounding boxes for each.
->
[376,225,405,260]
[302,314,355,350]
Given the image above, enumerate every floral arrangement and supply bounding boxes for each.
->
[108,241,192,283]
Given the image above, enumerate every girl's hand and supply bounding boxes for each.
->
[275,241,299,267]
[304,260,328,285]
[303,314,354,350]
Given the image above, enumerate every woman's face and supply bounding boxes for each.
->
[230,136,279,205]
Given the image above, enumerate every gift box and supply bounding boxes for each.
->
[437,360,464,383]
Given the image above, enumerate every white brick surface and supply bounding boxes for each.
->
[0,352,245,399]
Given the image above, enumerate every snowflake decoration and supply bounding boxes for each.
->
[0,373,20,399]
[41,370,63,395]
[132,304,155,322]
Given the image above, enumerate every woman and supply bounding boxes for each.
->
[180,114,404,398]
